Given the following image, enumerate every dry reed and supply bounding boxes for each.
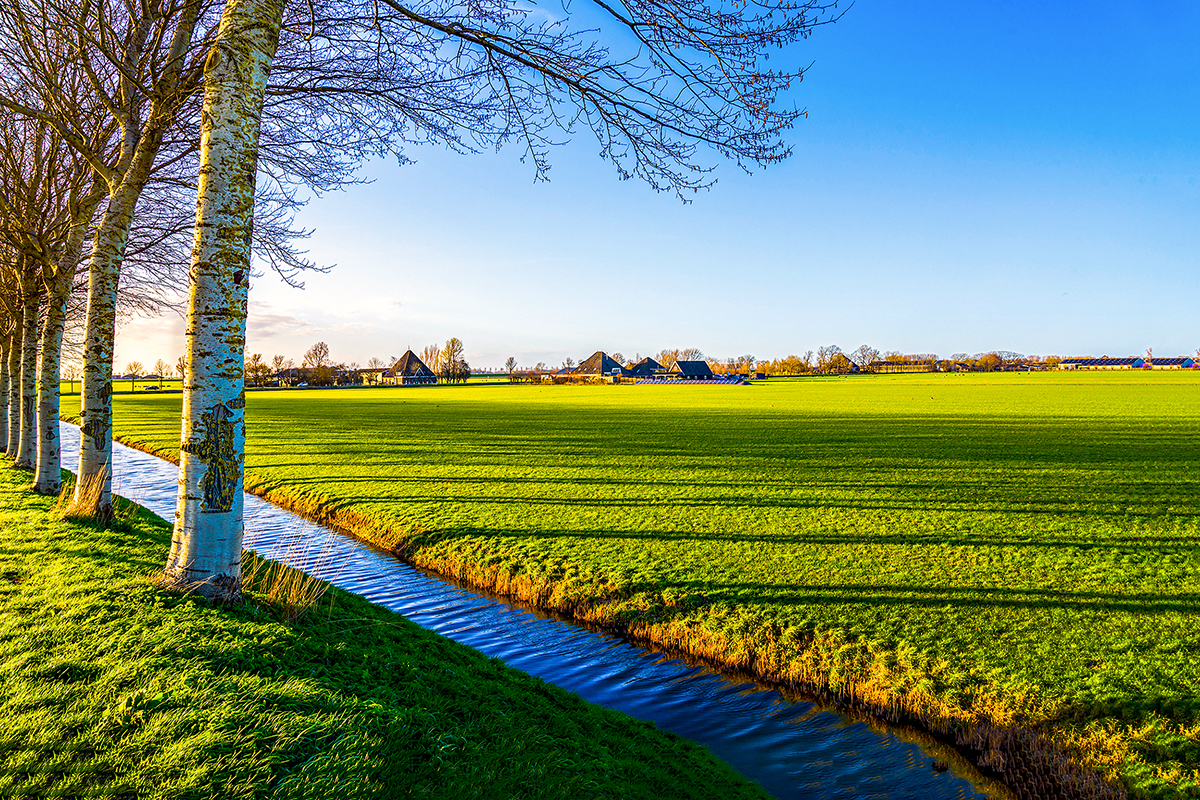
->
[240,535,336,623]
[56,468,110,522]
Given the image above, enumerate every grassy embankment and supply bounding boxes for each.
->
[107,371,1200,799]
[0,468,768,799]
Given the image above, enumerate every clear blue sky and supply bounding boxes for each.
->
[116,0,1199,370]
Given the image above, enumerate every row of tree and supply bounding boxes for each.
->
[1,0,837,600]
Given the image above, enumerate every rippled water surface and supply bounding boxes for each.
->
[61,423,999,800]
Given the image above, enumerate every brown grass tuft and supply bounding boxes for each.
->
[56,469,112,523]
[240,542,333,623]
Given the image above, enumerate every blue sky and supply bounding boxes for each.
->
[116,0,1199,370]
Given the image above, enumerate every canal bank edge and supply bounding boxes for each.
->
[110,430,1125,800]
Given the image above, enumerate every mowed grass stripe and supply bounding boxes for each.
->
[108,371,1200,799]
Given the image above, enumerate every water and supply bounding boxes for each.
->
[60,423,1001,800]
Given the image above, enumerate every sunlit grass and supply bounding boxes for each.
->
[111,371,1200,798]
[0,468,765,799]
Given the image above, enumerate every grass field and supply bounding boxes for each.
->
[106,371,1200,799]
[0,468,765,799]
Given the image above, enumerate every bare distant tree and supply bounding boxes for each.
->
[438,338,469,383]
[366,356,386,370]
[271,354,288,373]
[421,344,441,373]
[816,345,842,374]
[303,342,333,385]
[610,352,624,366]
[505,356,517,375]
[245,353,271,387]
[154,359,170,387]
[680,348,704,362]
[851,345,880,369]
[563,357,575,370]
[176,356,187,381]
[303,342,331,369]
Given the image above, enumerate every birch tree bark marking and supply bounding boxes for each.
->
[16,265,39,469]
[163,0,286,599]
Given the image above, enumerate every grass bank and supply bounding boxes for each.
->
[106,372,1200,799]
[0,467,768,799]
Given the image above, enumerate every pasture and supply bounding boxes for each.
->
[0,469,762,799]
[107,371,1200,798]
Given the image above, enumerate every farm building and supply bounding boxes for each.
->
[359,367,390,385]
[626,357,663,377]
[1059,358,1145,370]
[670,360,715,379]
[1146,358,1196,369]
[388,350,437,385]
[574,351,626,376]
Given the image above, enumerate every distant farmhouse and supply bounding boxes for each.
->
[1146,357,1196,369]
[574,351,625,377]
[544,351,742,384]
[388,350,438,385]
[1059,357,1145,370]
[626,357,662,377]
[669,360,714,379]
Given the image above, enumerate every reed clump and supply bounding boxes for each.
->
[240,545,332,623]
[55,469,111,523]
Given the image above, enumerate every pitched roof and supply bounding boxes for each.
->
[669,360,714,377]
[1148,357,1195,366]
[1060,357,1144,367]
[393,350,435,377]
[626,357,662,376]
[574,351,624,374]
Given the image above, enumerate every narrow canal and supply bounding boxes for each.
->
[61,423,1003,800]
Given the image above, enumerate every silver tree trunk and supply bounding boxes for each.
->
[16,268,40,469]
[4,323,19,456]
[74,185,140,514]
[33,272,74,493]
[163,0,286,600]
[0,334,8,450]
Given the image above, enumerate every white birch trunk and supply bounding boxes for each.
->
[33,277,70,492]
[75,191,135,516]
[163,0,286,600]
[5,323,19,457]
[0,334,8,450]
[16,266,40,469]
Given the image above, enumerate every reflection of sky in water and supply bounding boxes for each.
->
[63,423,997,800]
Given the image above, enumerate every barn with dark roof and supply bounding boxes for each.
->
[1059,357,1145,370]
[1147,357,1196,369]
[626,357,663,377]
[389,350,437,385]
[669,360,715,379]
[574,351,625,376]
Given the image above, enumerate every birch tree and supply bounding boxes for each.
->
[162,0,288,598]
[165,0,841,599]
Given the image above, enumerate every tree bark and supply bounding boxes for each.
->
[0,333,9,450]
[5,323,20,457]
[15,265,40,469]
[163,0,285,601]
[33,274,70,492]
[75,189,134,516]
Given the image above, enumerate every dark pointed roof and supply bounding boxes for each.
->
[670,360,714,378]
[392,350,435,377]
[574,351,624,374]
[626,357,662,376]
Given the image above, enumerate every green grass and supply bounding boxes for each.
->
[107,371,1200,798]
[0,467,767,799]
